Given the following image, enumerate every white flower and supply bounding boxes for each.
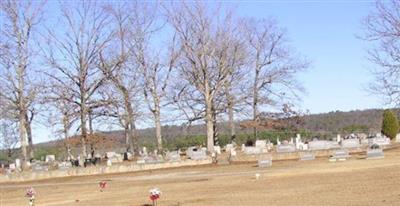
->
[149,188,161,196]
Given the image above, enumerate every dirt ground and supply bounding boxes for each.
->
[1,147,400,206]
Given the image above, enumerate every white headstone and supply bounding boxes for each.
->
[396,133,400,143]
[255,140,267,148]
[106,159,112,167]
[225,144,234,151]
[337,134,341,143]
[45,155,55,162]
[290,138,294,144]
[142,147,148,155]
[241,144,246,151]
[277,138,281,145]
[230,150,237,157]
[214,146,221,154]
[9,163,16,170]
[15,159,21,169]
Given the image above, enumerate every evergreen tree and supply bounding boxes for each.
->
[381,110,399,139]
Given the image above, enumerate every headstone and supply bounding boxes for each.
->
[308,140,330,150]
[230,150,237,157]
[295,134,301,150]
[277,138,281,145]
[244,146,262,155]
[166,151,181,162]
[330,149,350,161]
[58,161,72,170]
[9,163,16,170]
[190,150,207,160]
[136,159,145,164]
[187,147,207,160]
[337,134,341,143]
[276,144,296,153]
[214,146,221,154]
[369,136,391,146]
[396,133,400,143]
[225,144,234,152]
[142,147,148,156]
[341,139,360,148]
[299,152,315,161]
[290,138,294,144]
[241,144,246,152]
[15,159,21,170]
[255,140,267,148]
[106,159,112,167]
[258,155,272,168]
[366,148,384,159]
[45,155,55,162]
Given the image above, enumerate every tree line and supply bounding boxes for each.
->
[1,0,398,168]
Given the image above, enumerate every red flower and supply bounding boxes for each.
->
[99,181,107,190]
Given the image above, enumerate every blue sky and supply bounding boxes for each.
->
[26,0,384,143]
[232,0,381,113]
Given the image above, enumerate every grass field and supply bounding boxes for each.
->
[1,147,400,206]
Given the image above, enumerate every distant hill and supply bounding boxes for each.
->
[36,108,398,148]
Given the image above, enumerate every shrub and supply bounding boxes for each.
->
[381,109,399,139]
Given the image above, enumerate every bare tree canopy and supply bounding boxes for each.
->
[43,0,113,157]
[0,0,46,165]
[243,18,309,138]
[362,0,400,106]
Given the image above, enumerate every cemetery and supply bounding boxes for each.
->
[1,142,399,206]
[1,0,400,205]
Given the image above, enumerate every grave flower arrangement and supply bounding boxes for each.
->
[99,181,107,192]
[149,188,161,206]
[25,187,36,206]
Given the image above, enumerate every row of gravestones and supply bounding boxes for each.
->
[258,146,385,167]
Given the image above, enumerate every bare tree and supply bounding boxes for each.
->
[44,83,78,160]
[0,120,19,161]
[165,2,238,152]
[362,0,400,107]
[0,0,45,165]
[97,2,144,155]
[124,2,179,153]
[243,18,308,139]
[43,1,113,157]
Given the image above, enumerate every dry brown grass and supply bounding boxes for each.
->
[1,147,400,206]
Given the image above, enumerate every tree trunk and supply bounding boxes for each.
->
[228,100,236,142]
[122,89,138,155]
[80,103,88,158]
[253,68,260,139]
[19,110,28,165]
[63,115,72,160]
[205,93,214,152]
[25,113,34,159]
[154,103,162,153]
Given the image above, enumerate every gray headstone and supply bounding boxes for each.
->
[190,150,207,160]
[300,152,315,161]
[366,149,384,159]
[276,144,296,153]
[166,151,181,162]
[341,139,360,148]
[244,146,262,155]
[330,149,350,161]
[258,156,272,168]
